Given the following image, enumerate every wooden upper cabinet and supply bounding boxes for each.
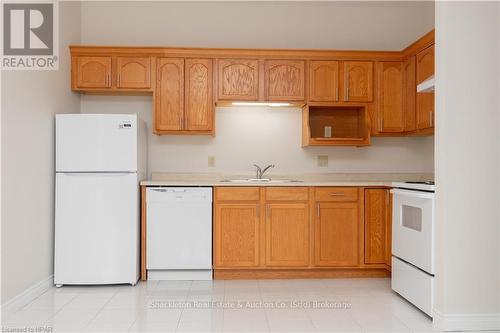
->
[185,59,214,132]
[116,56,151,89]
[74,56,111,89]
[416,45,435,130]
[404,56,417,132]
[214,203,260,268]
[364,189,388,264]
[265,60,305,101]
[265,203,309,267]
[378,61,404,133]
[416,45,434,84]
[314,202,359,267]
[308,61,339,103]
[343,61,373,102]
[217,59,259,101]
[155,58,184,132]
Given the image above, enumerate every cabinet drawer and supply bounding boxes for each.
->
[315,187,358,202]
[215,187,260,201]
[392,257,433,317]
[266,187,309,201]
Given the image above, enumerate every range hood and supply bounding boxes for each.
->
[417,75,435,93]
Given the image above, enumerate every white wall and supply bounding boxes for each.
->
[434,1,500,330]
[1,2,81,304]
[80,1,435,176]
[81,1,434,50]
[81,95,434,175]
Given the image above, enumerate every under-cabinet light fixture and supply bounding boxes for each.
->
[231,102,291,107]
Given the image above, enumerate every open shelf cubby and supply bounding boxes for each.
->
[302,105,370,146]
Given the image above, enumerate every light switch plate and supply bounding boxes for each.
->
[317,155,328,167]
[208,156,216,167]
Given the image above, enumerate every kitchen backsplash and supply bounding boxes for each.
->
[81,95,434,177]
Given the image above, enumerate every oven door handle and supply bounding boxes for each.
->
[390,188,435,199]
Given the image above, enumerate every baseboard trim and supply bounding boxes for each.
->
[433,309,500,331]
[1,275,54,313]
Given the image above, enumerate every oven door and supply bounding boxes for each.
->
[391,189,435,274]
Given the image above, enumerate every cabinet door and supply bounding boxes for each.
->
[314,202,359,267]
[185,59,214,131]
[214,204,260,267]
[265,60,305,101]
[308,61,339,102]
[75,56,111,89]
[343,61,373,102]
[416,45,435,130]
[116,56,151,89]
[218,59,259,100]
[404,56,417,132]
[386,193,393,267]
[364,189,388,264]
[265,203,309,267]
[155,58,184,132]
[378,62,404,133]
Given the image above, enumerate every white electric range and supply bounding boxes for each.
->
[390,181,435,317]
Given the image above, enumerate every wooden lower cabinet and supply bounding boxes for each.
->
[265,203,309,267]
[214,203,260,267]
[314,202,359,267]
[213,186,391,279]
[364,189,388,264]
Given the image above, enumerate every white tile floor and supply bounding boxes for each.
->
[1,278,441,333]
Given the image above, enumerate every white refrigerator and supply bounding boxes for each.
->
[54,114,147,286]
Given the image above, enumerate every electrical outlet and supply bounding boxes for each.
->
[317,155,328,167]
[208,155,216,167]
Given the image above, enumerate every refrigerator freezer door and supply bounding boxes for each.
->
[55,172,138,285]
[56,114,137,172]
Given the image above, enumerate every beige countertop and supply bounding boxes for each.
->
[140,172,433,187]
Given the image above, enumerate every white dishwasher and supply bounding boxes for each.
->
[146,187,212,280]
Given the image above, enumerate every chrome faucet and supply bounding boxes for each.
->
[253,164,275,179]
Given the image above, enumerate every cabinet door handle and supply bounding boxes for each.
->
[317,203,320,218]
[117,73,120,87]
[107,73,111,87]
[335,86,339,101]
[380,118,383,131]
[330,193,345,196]
[345,86,349,101]
[430,111,433,127]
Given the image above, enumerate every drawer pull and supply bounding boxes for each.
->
[330,193,345,196]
